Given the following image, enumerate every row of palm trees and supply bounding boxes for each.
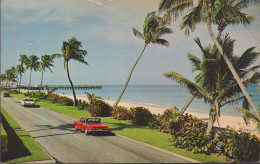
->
[1,37,88,107]
[2,54,54,92]
[113,0,260,127]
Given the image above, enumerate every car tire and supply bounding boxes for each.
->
[84,128,88,135]
[74,125,77,131]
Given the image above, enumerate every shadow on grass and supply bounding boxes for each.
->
[1,115,31,162]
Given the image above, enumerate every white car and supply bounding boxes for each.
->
[21,98,36,107]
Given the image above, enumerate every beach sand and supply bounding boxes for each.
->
[60,94,260,137]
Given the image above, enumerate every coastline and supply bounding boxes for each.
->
[59,93,260,137]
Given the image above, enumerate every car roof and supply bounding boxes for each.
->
[82,117,100,119]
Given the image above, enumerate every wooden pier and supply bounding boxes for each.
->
[4,85,102,91]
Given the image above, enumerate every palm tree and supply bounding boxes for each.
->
[16,64,25,93]
[25,55,40,92]
[18,54,29,90]
[164,34,260,135]
[178,0,260,118]
[3,67,17,87]
[113,11,173,107]
[52,37,88,107]
[39,55,54,89]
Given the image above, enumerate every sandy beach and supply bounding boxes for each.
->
[59,93,260,137]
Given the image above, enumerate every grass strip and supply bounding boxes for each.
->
[12,94,226,163]
[1,107,51,163]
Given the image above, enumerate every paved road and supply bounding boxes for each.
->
[1,96,196,163]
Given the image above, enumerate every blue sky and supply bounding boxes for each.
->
[1,0,260,85]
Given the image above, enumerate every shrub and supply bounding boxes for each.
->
[215,129,259,162]
[111,106,131,120]
[28,91,46,99]
[9,89,19,94]
[47,94,60,104]
[77,99,88,110]
[58,96,74,106]
[157,107,179,133]
[129,106,153,126]
[46,94,74,106]
[165,113,214,155]
[149,114,161,129]
[88,99,112,117]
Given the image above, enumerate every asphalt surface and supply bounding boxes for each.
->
[1,96,195,163]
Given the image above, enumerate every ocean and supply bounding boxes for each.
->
[55,85,260,116]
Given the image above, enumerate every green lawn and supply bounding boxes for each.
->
[11,93,226,163]
[1,108,51,163]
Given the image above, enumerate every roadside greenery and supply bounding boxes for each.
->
[1,108,51,163]
[12,92,260,162]
[11,93,226,163]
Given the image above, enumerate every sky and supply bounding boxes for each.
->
[1,0,260,86]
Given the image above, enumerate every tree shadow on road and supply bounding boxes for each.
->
[1,115,31,162]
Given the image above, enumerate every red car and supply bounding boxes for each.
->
[73,117,110,135]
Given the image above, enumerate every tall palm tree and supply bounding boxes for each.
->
[178,0,260,118]
[113,11,173,107]
[39,55,54,89]
[16,64,25,93]
[52,37,88,107]
[25,55,40,92]
[18,54,29,89]
[164,34,260,135]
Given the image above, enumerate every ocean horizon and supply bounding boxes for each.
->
[53,85,260,116]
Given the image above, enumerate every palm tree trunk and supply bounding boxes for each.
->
[206,4,260,119]
[18,73,22,93]
[179,95,195,114]
[113,44,148,107]
[66,61,77,107]
[39,70,44,92]
[205,108,216,136]
[28,69,32,92]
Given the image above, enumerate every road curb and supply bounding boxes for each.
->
[21,159,56,163]
[116,134,200,163]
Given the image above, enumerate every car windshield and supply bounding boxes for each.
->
[86,118,101,123]
[24,99,34,101]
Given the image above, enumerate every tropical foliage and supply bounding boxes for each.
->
[164,34,260,135]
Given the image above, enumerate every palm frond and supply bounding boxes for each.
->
[233,107,260,123]
[157,26,173,37]
[164,71,211,103]
[187,53,201,72]
[234,47,259,75]
[72,58,89,66]
[152,38,170,47]
[132,28,144,40]
[180,1,203,36]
